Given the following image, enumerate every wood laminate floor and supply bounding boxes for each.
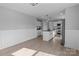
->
[0,36,79,56]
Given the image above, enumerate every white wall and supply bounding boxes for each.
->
[65,5,79,49]
[65,30,79,49]
[0,6,37,49]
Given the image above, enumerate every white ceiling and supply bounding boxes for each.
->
[0,3,77,17]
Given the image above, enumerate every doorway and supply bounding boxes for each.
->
[36,18,65,46]
[49,19,65,46]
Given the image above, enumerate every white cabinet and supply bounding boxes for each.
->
[37,30,42,36]
[43,31,53,41]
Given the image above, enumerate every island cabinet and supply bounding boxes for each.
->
[43,31,53,41]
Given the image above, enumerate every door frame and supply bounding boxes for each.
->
[49,19,65,46]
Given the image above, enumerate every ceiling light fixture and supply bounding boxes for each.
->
[30,3,38,6]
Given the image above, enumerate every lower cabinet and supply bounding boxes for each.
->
[43,31,53,41]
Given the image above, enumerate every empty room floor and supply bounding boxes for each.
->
[0,36,79,56]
